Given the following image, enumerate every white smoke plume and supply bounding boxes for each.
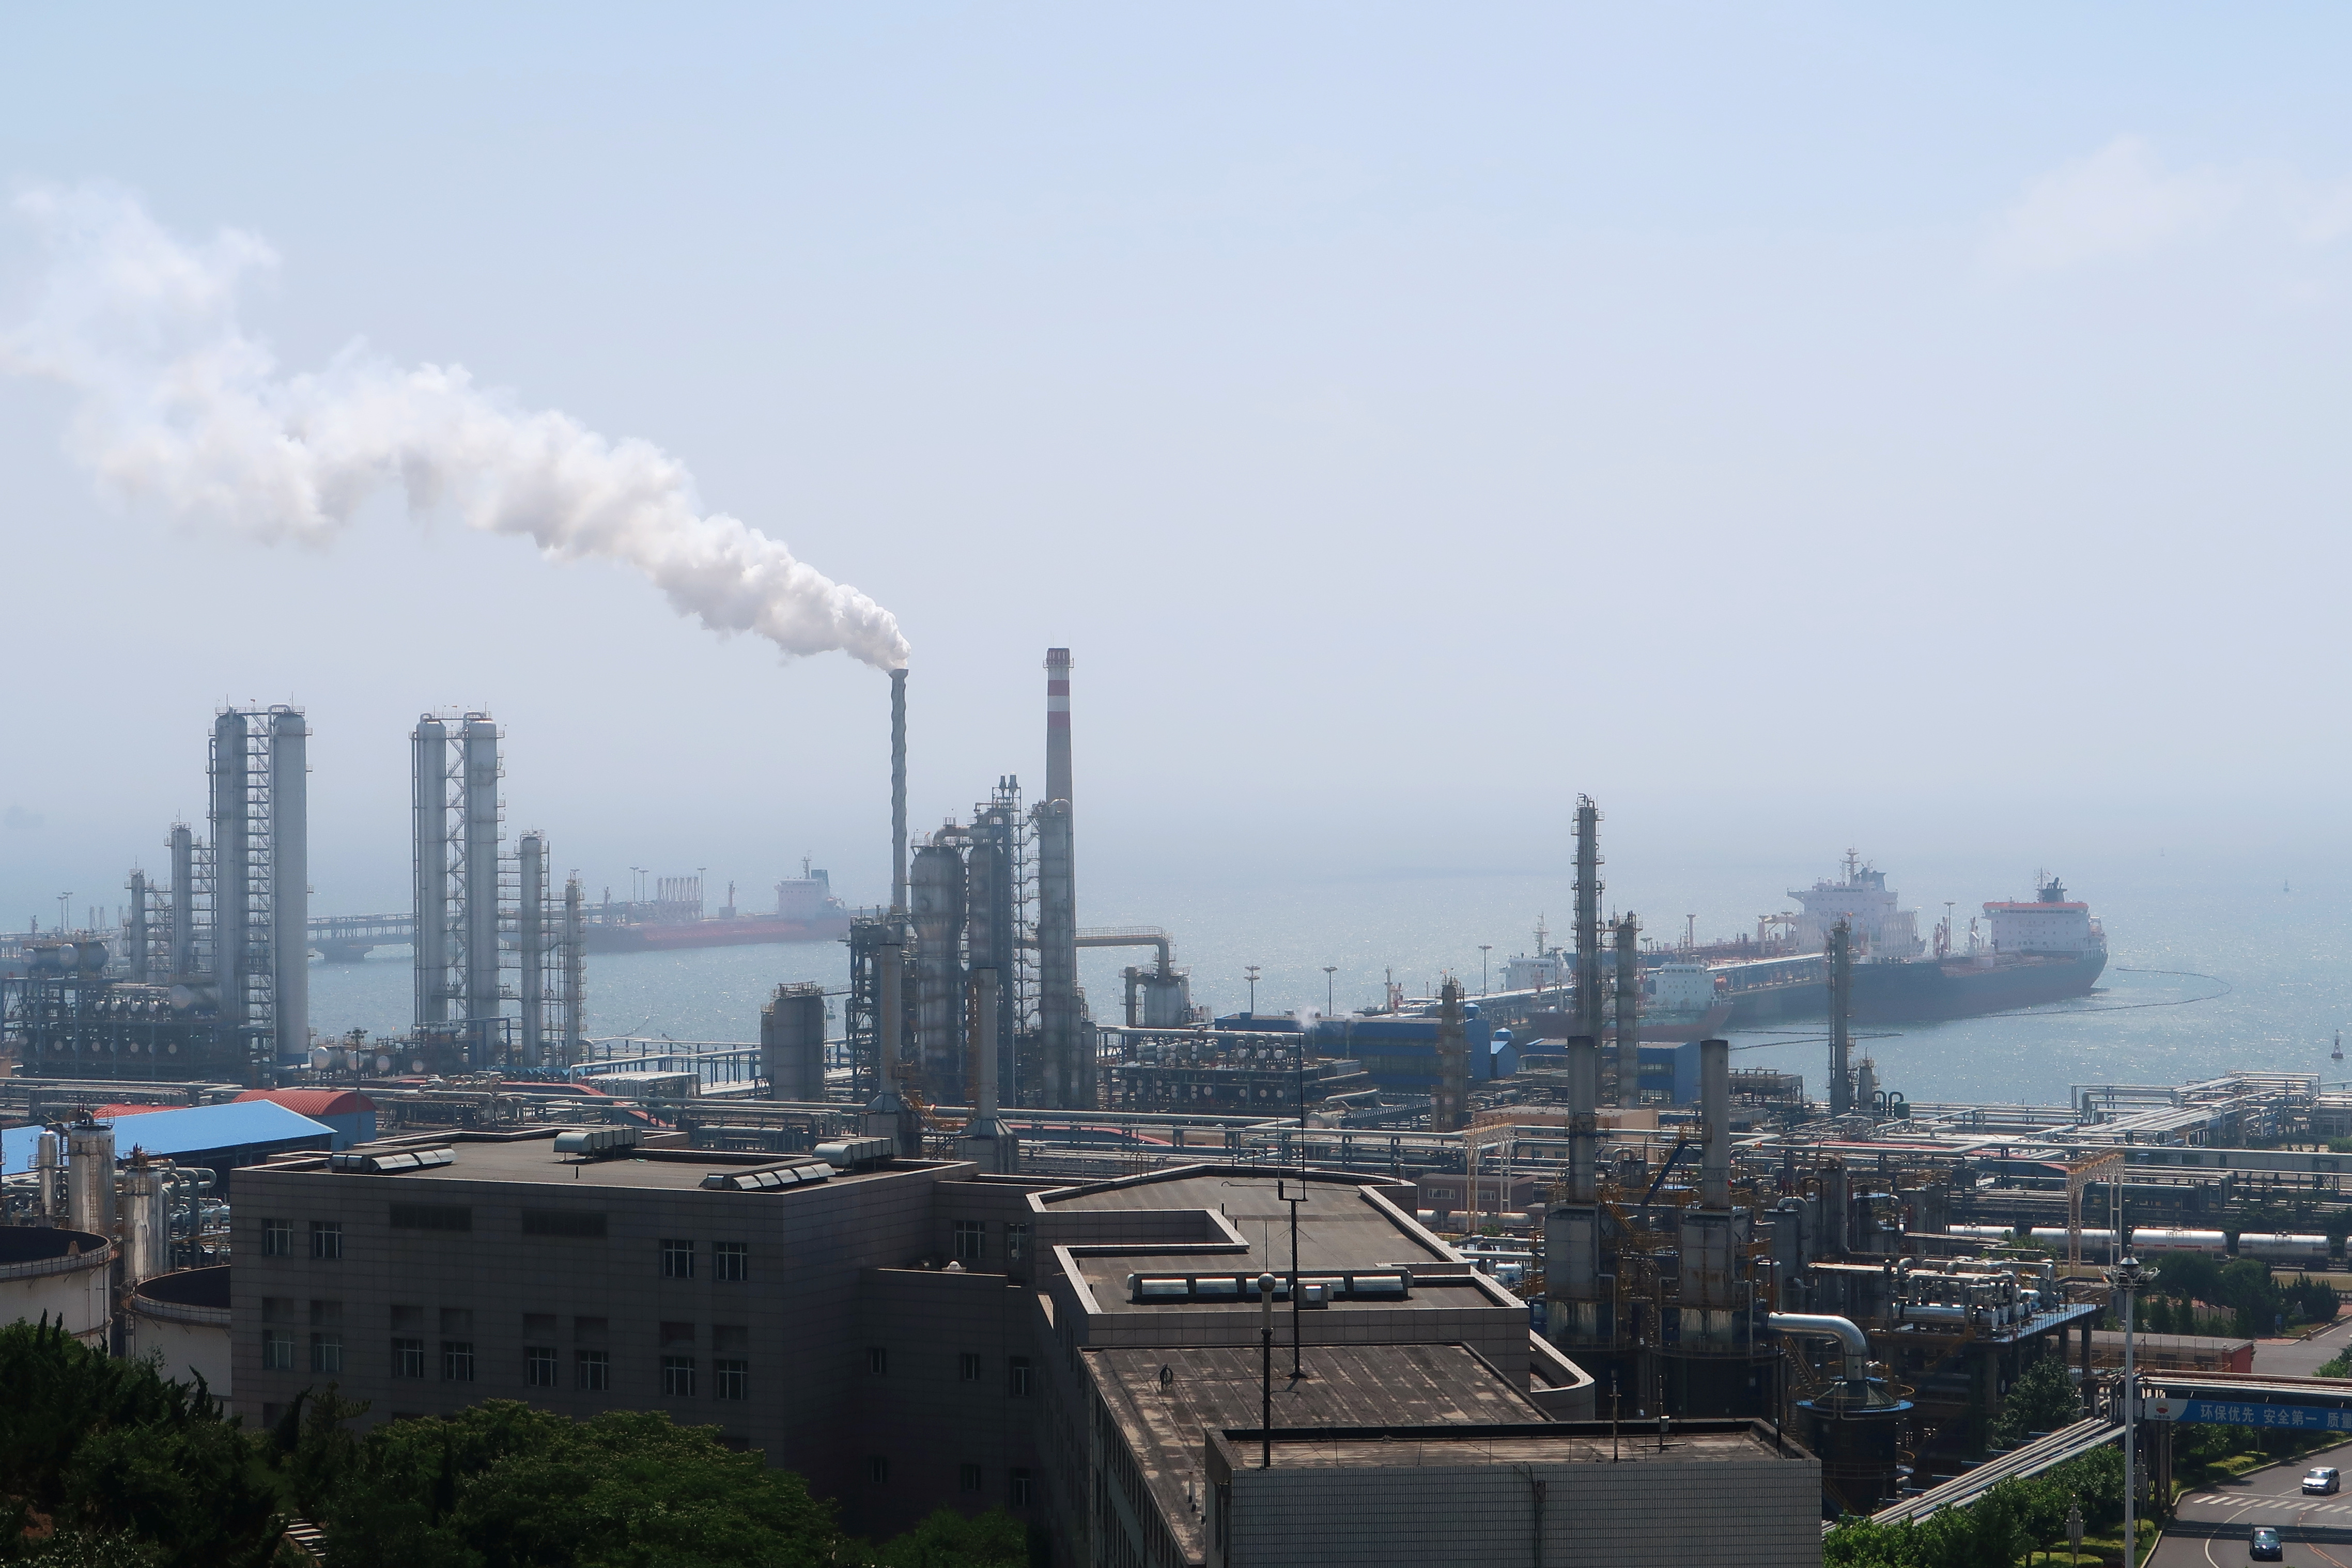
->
[1,184,910,671]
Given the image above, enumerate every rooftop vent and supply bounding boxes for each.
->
[553,1126,641,1158]
[329,1147,456,1174]
[699,1161,834,1192]
[1124,1269,1412,1305]
[813,1136,895,1170]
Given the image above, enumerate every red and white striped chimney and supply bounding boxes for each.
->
[1044,647,1072,807]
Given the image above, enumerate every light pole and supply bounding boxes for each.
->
[1322,966,1337,1015]
[1478,945,1492,996]
[1245,965,1261,1017]
[2110,1255,2145,1562]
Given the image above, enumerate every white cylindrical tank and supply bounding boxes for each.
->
[2237,1233,2331,1265]
[128,1265,231,1393]
[2028,1227,2118,1248]
[0,1229,114,1347]
[2130,1228,2228,1254]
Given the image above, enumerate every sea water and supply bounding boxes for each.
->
[304,855,2352,1110]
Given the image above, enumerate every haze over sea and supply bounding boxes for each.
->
[307,848,2352,1112]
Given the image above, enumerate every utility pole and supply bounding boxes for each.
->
[1259,1271,1276,1468]
[2113,1255,2144,1562]
[1278,1179,1310,1379]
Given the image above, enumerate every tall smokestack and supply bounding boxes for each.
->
[1613,912,1639,1106]
[1045,648,1072,806]
[1828,919,1854,1117]
[211,710,250,1037]
[891,668,908,913]
[1573,797,1603,1044]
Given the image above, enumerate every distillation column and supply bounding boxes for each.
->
[1573,798,1604,1044]
[956,966,1020,1172]
[270,707,307,1065]
[211,710,253,1048]
[1613,912,1640,1104]
[127,872,148,984]
[168,824,195,981]
[561,873,585,1065]
[412,718,451,1027]
[519,832,547,1066]
[1432,978,1468,1132]
[461,717,502,1039]
[911,841,967,1096]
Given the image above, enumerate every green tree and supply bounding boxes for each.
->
[874,1508,1030,1567]
[314,1402,843,1568]
[0,1319,287,1568]
[1991,1354,2080,1447]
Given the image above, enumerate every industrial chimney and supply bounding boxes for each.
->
[890,667,908,914]
[1045,648,1072,808]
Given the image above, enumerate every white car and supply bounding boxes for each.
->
[2303,1466,2341,1495]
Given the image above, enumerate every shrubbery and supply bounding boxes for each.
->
[0,1321,1030,1568]
[1824,1446,2122,1568]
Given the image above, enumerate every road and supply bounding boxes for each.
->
[2259,1317,2352,1381]
[2154,1439,2352,1568]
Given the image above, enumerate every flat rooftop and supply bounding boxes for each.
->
[1092,1342,1545,1562]
[258,1133,934,1193]
[1044,1168,1480,1313]
[1238,1425,1796,1469]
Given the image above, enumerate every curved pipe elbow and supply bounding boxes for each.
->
[1769,1311,1871,1384]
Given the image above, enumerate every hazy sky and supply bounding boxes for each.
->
[4,6,2349,930]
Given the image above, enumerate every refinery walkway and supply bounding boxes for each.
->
[1867,1417,2121,1527]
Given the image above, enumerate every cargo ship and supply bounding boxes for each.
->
[581,864,852,955]
[1713,862,2107,1026]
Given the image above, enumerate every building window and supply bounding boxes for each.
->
[525,1345,558,1387]
[442,1341,475,1382]
[576,1349,611,1391]
[866,1346,888,1375]
[1007,1357,1032,1398]
[1005,1222,1029,1263]
[310,1332,343,1374]
[1009,1469,1032,1509]
[521,1209,607,1238]
[868,1456,889,1484]
[309,1221,343,1261]
[261,1329,295,1371]
[952,1220,984,1262]
[712,1241,748,1282]
[959,1463,982,1494]
[714,1358,748,1400]
[392,1338,425,1379]
[959,1352,982,1383]
[660,1239,694,1279]
[661,1356,697,1397]
[261,1219,292,1256]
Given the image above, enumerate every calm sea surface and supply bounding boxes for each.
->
[306,856,2352,1109]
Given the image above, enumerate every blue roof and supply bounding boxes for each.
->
[1,1100,335,1174]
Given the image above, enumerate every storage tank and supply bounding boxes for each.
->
[2237,1233,2331,1266]
[0,1228,114,1347]
[2028,1227,2118,1249]
[128,1265,231,1392]
[2129,1228,2228,1255]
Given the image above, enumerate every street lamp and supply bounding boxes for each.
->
[2108,1254,2145,1562]
[1478,945,1492,996]
[1322,966,1337,1015]
[1245,965,1261,1017]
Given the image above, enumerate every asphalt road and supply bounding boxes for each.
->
[2260,1317,2352,1381]
[2154,1440,2352,1568]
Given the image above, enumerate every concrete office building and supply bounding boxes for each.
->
[231,1134,1817,1564]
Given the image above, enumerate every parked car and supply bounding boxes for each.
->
[2307,1467,2342,1496]
[2253,1525,2284,1561]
